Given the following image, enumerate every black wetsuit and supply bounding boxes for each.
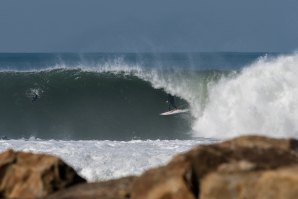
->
[167,94,177,111]
[32,94,38,103]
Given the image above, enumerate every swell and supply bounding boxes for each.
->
[0,69,195,140]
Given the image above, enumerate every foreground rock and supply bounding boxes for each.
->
[0,149,85,199]
[201,164,298,199]
[131,136,298,199]
[45,176,136,199]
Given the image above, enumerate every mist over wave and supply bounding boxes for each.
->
[194,53,298,138]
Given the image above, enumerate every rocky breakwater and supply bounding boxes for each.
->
[2,135,298,199]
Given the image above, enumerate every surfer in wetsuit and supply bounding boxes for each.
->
[32,93,38,103]
[167,94,177,111]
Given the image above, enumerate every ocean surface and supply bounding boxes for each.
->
[1,52,297,181]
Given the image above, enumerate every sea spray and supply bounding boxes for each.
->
[193,53,298,138]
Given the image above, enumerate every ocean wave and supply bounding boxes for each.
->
[2,52,294,140]
[0,67,205,140]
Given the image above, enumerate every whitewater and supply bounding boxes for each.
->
[193,53,298,138]
[0,52,297,181]
[0,138,217,182]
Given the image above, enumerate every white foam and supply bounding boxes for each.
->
[0,139,213,182]
[193,53,298,138]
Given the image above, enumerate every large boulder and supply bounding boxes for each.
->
[0,149,85,199]
[131,157,197,199]
[45,176,136,199]
[201,164,298,199]
[131,135,298,199]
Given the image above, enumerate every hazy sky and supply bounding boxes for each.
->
[0,0,297,52]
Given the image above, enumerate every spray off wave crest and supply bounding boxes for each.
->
[194,53,298,138]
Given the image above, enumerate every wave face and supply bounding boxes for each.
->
[0,69,195,140]
[0,52,280,140]
[194,53,298,138]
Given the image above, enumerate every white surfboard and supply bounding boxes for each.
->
[160,109,189,116]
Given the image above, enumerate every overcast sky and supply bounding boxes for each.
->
[0,0,297,52]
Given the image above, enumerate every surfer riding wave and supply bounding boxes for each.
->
[166,94,177,111]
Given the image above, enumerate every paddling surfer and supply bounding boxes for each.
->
[166,94,177,111]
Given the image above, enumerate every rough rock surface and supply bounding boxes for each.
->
[45,176,136,199]
[201,164,298,199]
[0,149,85,199]
[131,158,197,199]
[131,135,298,199]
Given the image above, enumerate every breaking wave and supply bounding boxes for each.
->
[2,52,296,140]
[193,53,298,138]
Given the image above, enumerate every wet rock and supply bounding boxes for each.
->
[0,149,85,199]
